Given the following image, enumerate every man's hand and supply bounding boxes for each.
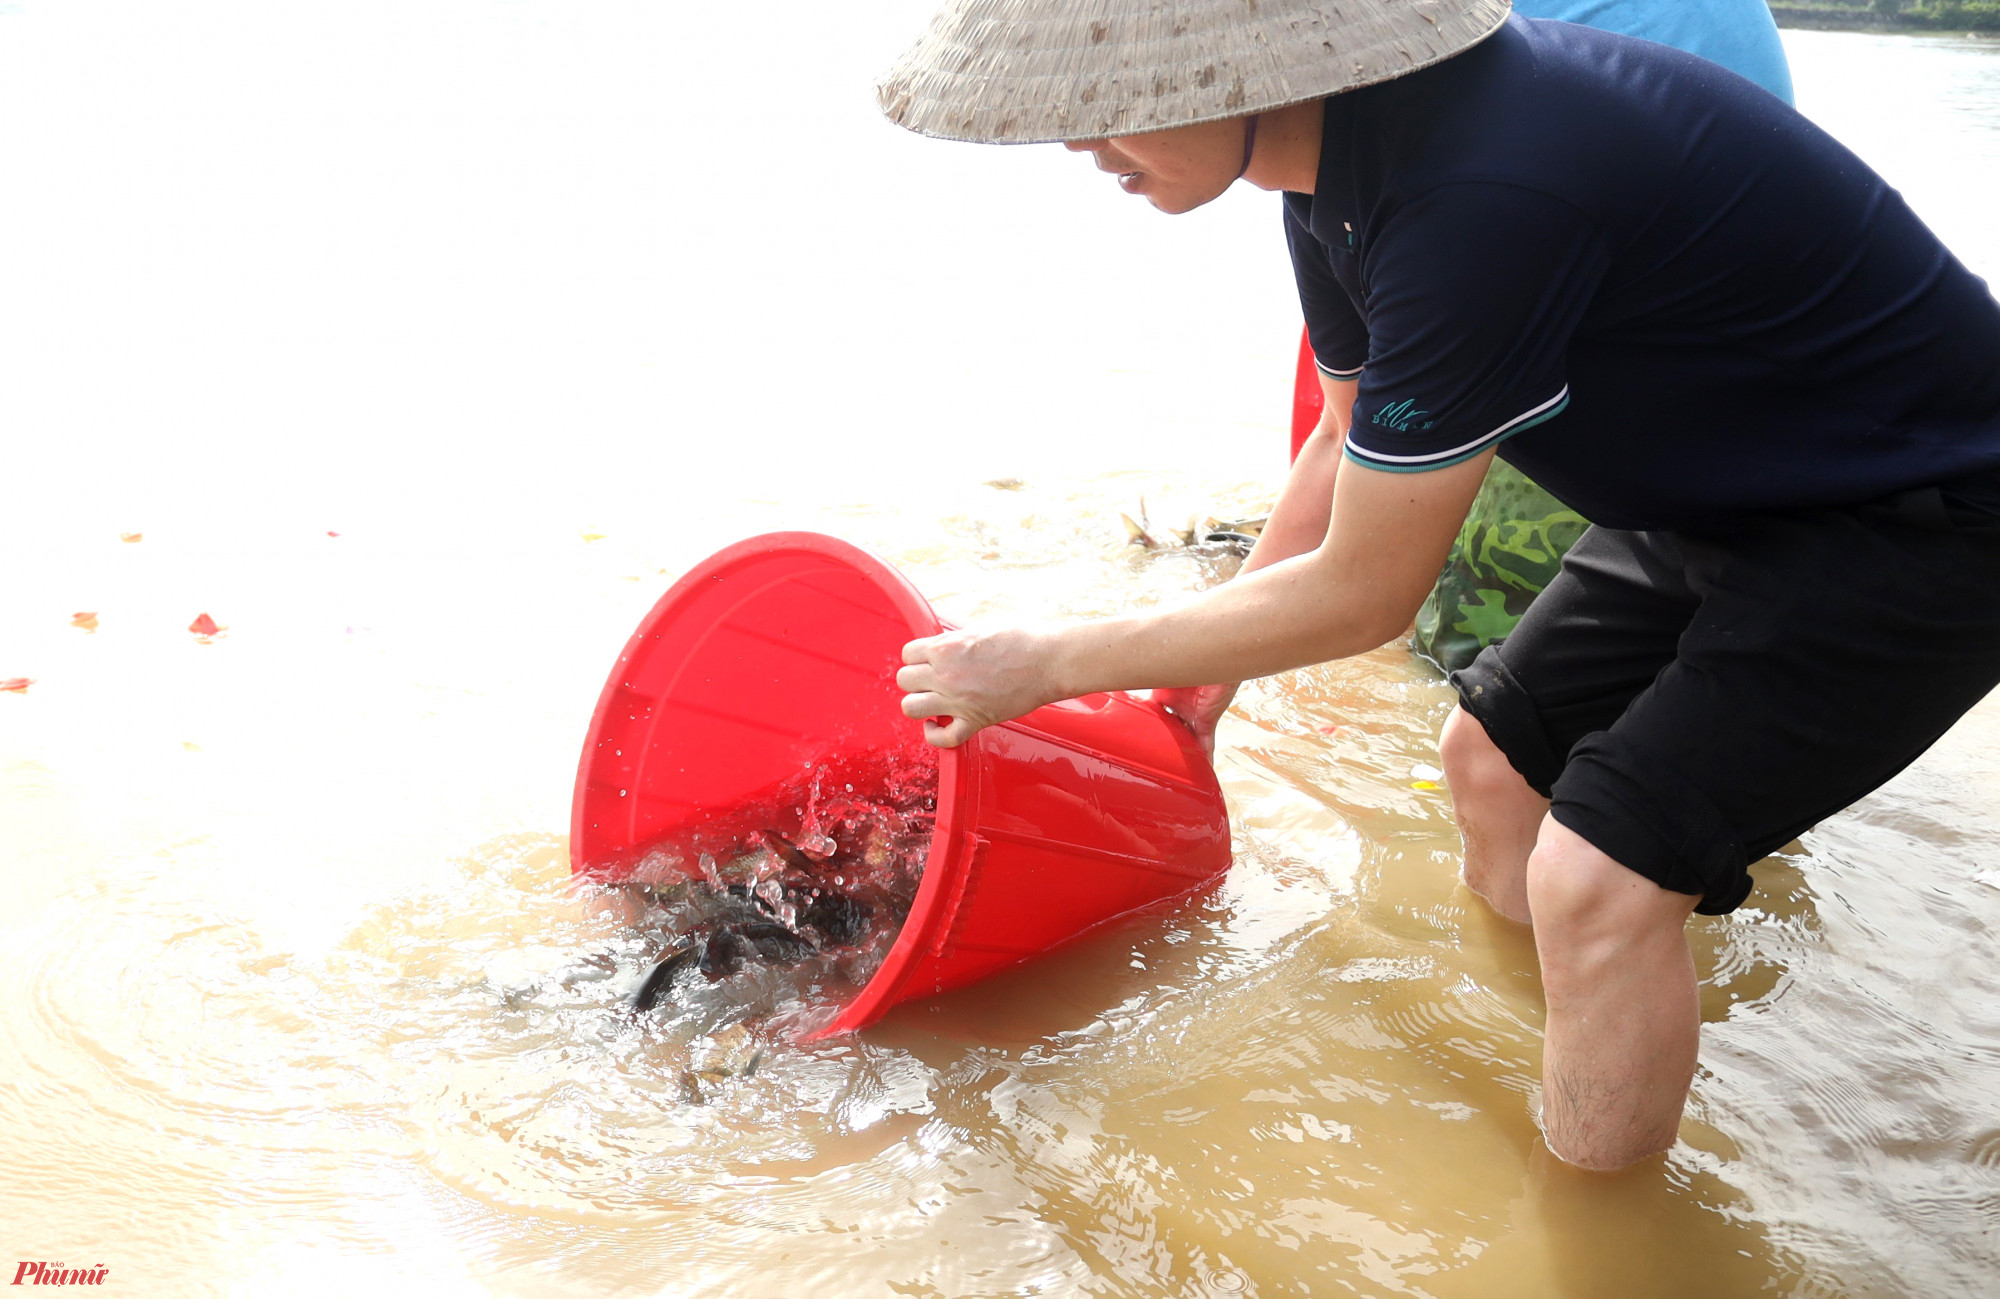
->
[896,627,1064,748]
[1154,682,1238,757]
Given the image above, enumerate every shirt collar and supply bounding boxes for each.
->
[1283,95,1355,251]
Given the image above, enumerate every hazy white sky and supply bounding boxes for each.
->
[0,0,1304,544]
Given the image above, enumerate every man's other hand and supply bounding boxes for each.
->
[1154,683,1238,758]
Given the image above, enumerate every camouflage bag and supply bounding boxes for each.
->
[1412,460,1588,674]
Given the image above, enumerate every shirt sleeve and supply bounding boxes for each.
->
[1284,201,1368,378]
[1343,181,1611,473]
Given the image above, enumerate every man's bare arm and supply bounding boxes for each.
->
[900,446,1495,745]
[1152,372,1357,749]
[1240,373,1357,576]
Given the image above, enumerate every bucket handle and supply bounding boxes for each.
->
[928,831,988,958]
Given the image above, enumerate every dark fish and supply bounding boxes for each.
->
[632,939,702,1012]
[699,929,746,978]
[699,920,815,980]
[758,828,818,874]
[799,889,873,947]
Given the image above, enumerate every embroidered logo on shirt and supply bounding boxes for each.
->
[1373,399,1434,432]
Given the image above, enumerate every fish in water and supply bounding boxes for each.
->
[1203,514,1267,540]
[691,1024,763,1082]
[630,912,820,1012]
[796,888,872,947]
[627,833,838,1011]
[758,827,817,874]
[699,919,816,980]
[1120,500,1270,556]
[623,803,928,1021]
[1198,515,1266,556]
[632,939,702,1012]
[1201,530,1260,554]
[748,829,879,946]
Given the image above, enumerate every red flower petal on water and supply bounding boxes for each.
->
[189,613,220,636]
[71,612,99,631]
[1,678,31,693]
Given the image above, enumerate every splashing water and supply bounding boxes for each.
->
[521,748,939,1054]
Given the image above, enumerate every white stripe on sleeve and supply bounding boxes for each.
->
[1346,386,1569,466]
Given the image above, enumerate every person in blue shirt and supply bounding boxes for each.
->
[1518,0,1793,101]
[877,0,2000,1170]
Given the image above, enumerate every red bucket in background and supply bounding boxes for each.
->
[1291,323,1324,463]
[570,532,1233,1036]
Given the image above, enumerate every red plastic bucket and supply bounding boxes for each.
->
[570,532,1232,1035]
[1291,323,1323,463]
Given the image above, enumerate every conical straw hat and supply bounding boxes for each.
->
[880,0,1512,144]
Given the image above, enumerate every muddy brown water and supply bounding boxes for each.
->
[2,15,1999,1299]
[7,482,1999,1296]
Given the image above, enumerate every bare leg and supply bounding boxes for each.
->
[1438,706,1547,925]
[1526,817,1701,1171]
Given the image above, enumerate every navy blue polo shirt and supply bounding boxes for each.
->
[1285,16,2000,530]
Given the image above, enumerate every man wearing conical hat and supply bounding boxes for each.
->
[886,0,2000,1170]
